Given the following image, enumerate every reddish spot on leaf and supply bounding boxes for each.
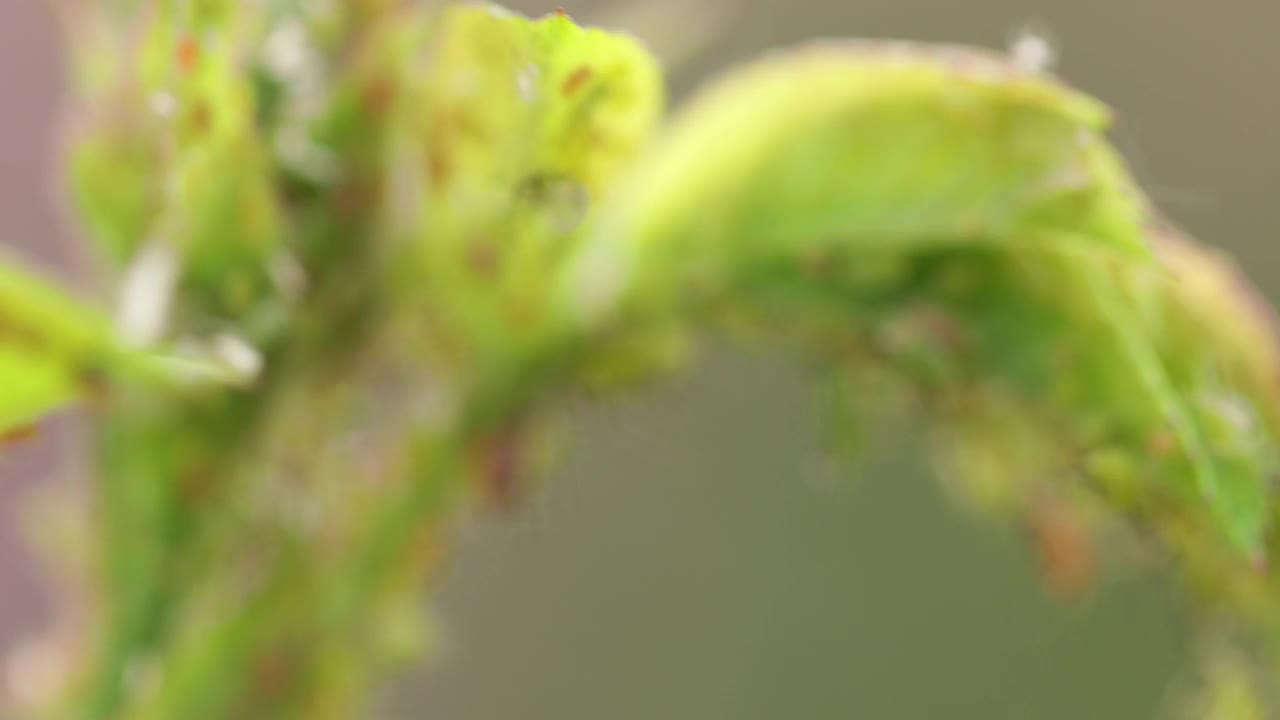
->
[426,144,452,185]
[562,66,593,97]
[177,36,200,73]
[334,180,375,221]
[79,366,111,412]
[799,247,836,279]
[187,101,212,133]
[177,465,216,506]
[474,425,523,513]
[252,648,296,697]
[1028,500,1096,599]
[1,424,39,447]
[555,7,570,18]
[466,239,500,278]
[362,76,395,117]
[1146,429,1177,457]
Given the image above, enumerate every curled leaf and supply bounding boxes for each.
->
[564,44,1279,556]
[0,258,111,433]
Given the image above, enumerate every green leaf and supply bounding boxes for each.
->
[0,350,78,435]
[0,256,173,434]
[0,257,115,434]
[1150,231,1280,552]
[561,44,1278,555]
[567,43,1146,313]
[420,5,663,202]
[380,4,665,356]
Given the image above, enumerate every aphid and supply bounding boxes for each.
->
[251,648,293,696]
[1146,429,1177,457]
[562,66,593,97]
[475,426,522,512]
[1027,499,1096,599]
[176,36,200,73]
[1,424,38,447]
[361,75,395,117]
[1007,26,1055,73]
[517,173,589,233]
[466,239,500,277]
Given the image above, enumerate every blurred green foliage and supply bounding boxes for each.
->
[1,2,1279,718]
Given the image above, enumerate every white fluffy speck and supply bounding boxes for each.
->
[148,90,178,118]
[263,20,311,79]
[269,251,308,301]
[273,125,340,183]
[117,240,180,346]
[214,333,264,381]
[5,636,66,709]
[1009,28,1056,73]
[516,65,539,103]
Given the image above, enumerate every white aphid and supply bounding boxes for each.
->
[116,240,180,346]
[147,89,178,118]
[214,333,264,381]
[1009,28,1056,73]
[269,251,308,301]
[516,65,540,103]
[263,20,312,80]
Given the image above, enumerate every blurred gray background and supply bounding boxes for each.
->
[2,0,1278,718]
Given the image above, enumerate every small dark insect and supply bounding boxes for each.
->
[177,36,200,73]
[1146,429,1177,457]
[476,426,522,512]
[1,424,39,446]
[466,239,500,277]
[251,648,295,697]
[517,173,589,233]
[1027,500,1096,599]
[562,66,593,97]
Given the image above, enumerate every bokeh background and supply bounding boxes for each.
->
[2,1,1278,717]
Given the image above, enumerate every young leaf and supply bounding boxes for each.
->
[419,5,663,203]
[386,4,665,356]
[567,43,1145,314]
[0,257,113,434]
[561,44,1279,554]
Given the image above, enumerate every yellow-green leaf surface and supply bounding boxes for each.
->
[46,3,1280,718]
[563,44,1279,554]
[0,257,114,433]
[571,43,1144,309]
[422,5,663,201]
[392,4,665,356]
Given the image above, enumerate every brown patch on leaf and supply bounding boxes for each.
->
[186,101,212,134]
[1146,429,1177,458]
[1,424,39,447]
[176,36,200,73]
[77,365,112,413]
[466,239,500,278]
[1027,499,1096,599]
[799,246,836,279]
[250,646,297,700]
[425,146,451,186]
[334,179,377,221]
[562,66,594,97]
[362,75,396,117]
[473,424,524,513]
